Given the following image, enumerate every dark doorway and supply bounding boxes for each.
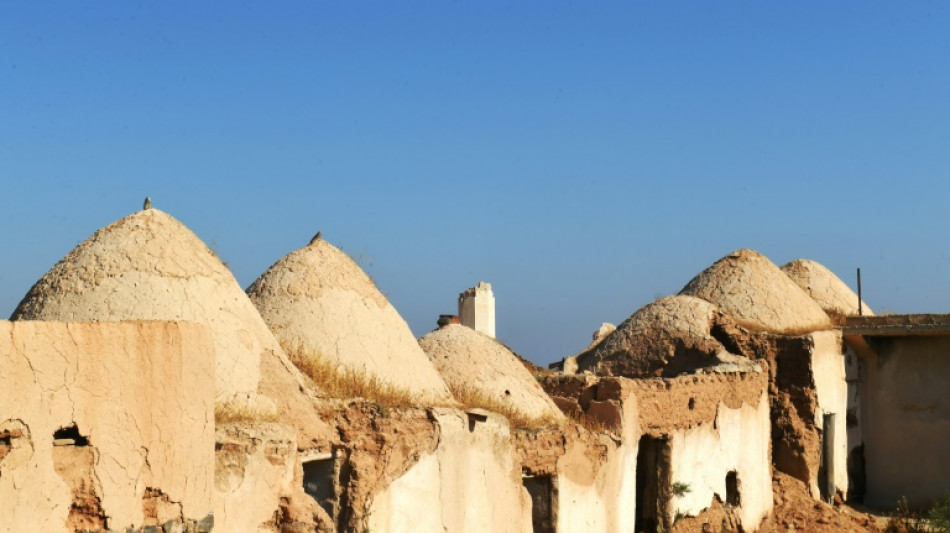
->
[303,456,335,517]
[818,413,836,503]
[523,474,555,533]
[847,444,866,503]
[636,435,671,533]
[725,471,740,506]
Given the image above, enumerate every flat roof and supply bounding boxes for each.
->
[843,314,950,336]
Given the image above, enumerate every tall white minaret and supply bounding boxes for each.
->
[458,281,495,338]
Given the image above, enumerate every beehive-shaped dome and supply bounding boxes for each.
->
[11,208,282,403]
[781,259,873,317]
[576,295,757,378]
[680,249,831,333]
[418,324,564,425]
[246,238,454,404]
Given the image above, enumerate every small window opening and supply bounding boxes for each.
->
[725,471,740,506]
[466,410,488,432]
[303,455,335,517]
[688,398,696,410]
[523,474,555,533]
[53,424,89,446]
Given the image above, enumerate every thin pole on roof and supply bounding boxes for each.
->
[857,268,863,316]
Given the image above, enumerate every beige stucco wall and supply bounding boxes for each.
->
[0,320,215,532]
[214,423,298,533]
[667,393,772,531]
[556,397,639,533]
[863,336,950,510]
[810,330,849,498]
[368,409,531,533]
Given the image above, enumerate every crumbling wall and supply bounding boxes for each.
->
[0,320,215,532]
[367,409,530,533]
[722,327,848,501]
[628,371,772,531]
[666,393,772,530]
[541,371,770,532]
[214,423,324,533]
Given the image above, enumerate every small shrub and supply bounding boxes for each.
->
[215,401,278,424]
[671,481,692,497]
[930,492,950,532]
[885,496,928,533]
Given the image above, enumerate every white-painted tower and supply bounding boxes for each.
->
[458,281,496,338]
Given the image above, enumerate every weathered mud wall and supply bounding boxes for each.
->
[516,421,639,532]
[0,320,215,532]
[810,330,849,498]
[540,371,770,532]
[667,393,772,530]
[367,409,530,533]
[214,423,315,533]
[862,335,950,510]
[728,329,848,501]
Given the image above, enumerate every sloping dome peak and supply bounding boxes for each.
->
[418,324,564,426]
[781,259,873,317]
[247,238,454,404]
[679,249,831,333]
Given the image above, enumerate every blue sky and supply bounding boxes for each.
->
[2,2,949,365]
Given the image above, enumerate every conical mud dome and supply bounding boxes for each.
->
[11,208,281,403]
[781,259,873,317]
[680,249,831,333]
[419,324,564,426]
[247,238,454,404]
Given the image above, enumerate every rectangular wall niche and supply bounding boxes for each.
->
[523,474,555,533]
[302,452,335,517]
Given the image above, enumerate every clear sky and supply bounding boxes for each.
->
[2,2,949,365]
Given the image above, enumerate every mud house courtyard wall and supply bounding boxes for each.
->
[862,335,950,510]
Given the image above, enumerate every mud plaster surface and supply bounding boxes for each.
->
[247,239,452,402]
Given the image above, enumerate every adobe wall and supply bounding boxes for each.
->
[214,423,320,533]
[0,320,215,532]
[810,330,849,498]
[367,409,530,533]
[628,371,772,531]
[516,415,639,532]
[540,371,771,532]
[666,393,771,529]
[730,329,850,501]
[862,336,950,510]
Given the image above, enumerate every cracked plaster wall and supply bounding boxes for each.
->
[0,320,215,532]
